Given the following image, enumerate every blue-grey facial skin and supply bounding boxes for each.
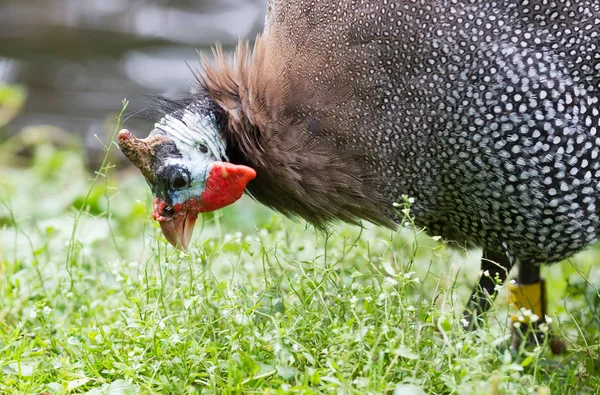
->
[150,106,228,210]
[152,164,194,207]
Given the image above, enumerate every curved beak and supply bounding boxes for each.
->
[158,212,198,250]
[153,199,197,250]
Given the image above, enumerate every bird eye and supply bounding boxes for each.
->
[198,144,208,154]
[165,166,190,191]
[160,166,191,193]
[171,174,188,190]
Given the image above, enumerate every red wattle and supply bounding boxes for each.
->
[198,162,257,212]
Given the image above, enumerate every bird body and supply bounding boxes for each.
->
[119,0,600,341]
[200,0,600,267]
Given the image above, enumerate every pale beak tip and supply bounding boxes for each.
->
[158,212,197,250]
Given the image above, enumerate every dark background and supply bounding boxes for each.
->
[0,0,266,161]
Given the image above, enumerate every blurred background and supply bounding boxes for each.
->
[0,3,598,392]
[0,0,266,164]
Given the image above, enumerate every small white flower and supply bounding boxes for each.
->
[403,271,416,279]
[43,306,52,315]
[483,270,490,277]
[95,334,103,343]
[521,308,532,317]
[383,277,398,288]
[529,314,539,323]
[29,310,37,319]
[545,316,553,324]
[513,322,521,329]
[234,313,249,324]
[408,197,415,204]
[392,202,402,208]
[503,350,512,364]
[460,318,469,327]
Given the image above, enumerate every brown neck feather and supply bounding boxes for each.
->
[200,38,396,229]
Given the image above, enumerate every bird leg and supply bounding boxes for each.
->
[509,263,566,354]
[462,250,513,330]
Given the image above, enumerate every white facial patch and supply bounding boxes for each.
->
[155,108,228,163]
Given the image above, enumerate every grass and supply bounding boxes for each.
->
[0,103,599,394]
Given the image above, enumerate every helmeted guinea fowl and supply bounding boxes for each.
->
[119,0,600,350]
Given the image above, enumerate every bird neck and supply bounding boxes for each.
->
[199,39,396,229]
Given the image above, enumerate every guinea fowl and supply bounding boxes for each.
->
[119,0,600,350]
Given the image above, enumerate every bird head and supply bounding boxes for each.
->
[118,98,256,249]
